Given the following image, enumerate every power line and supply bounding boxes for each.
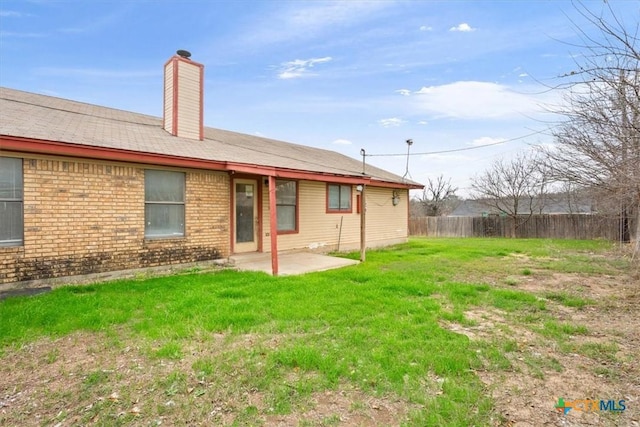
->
[364,129,547,157]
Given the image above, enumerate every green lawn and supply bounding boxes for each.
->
[0,238,627,426]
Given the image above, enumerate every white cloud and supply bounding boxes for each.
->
[235,2,392,49]
[34,67,159,79]
[518,73,528,78]
[449,23,475,32]
[288,1,390,28]
[420,153,472,162]
[278,56,332,79]
[469,136,506,147]
[395,89,411,96]
[415,86,433,94]
[378,117,405,128]
[59,27,88,34]
[332,138,352,145]
[57,4,133,35]
[417,120,428,125]
[0,31,45,38]
[419,25,433,31]
[412,81,548,119]
[0,10,23,17]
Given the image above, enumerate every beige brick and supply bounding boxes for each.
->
[1,157,230,284]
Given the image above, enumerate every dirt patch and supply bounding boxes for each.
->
[0,331,413,426]
[265,388,409,426]
[514,272,631,300]
[441,308,538,344]
[441,268,640,427]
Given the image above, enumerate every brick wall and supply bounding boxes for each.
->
[0,155,230,284]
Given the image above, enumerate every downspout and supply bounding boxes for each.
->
[337,215,344,252]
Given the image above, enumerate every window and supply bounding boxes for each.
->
[327,184,352,212]
[276,180,297,232]
[145,170,185,238]
[0,157,23,246]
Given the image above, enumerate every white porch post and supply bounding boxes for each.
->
[360,184,366,262]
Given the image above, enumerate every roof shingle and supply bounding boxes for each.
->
[0,87,421,187]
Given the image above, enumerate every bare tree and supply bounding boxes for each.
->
[470,152,549,236]
[557,182,591,214]
[541,2,640,257]
[416,175,459,216]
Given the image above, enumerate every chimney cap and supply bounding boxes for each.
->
[176,50,192,59]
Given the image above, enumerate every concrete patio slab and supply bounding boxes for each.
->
[229,251,359,275]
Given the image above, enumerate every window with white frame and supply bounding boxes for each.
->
[0,157,24,246]
[276,180,297,232]
[327,184,352,212]
[145,170,185,238]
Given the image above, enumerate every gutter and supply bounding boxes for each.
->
[1,135,422,189]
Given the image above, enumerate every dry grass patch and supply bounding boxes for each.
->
[0,330,416,426]
[440,265,640,427]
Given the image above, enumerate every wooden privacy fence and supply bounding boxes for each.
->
[409,215,624,240]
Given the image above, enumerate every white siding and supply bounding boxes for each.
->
[365,186,409,248]
[163,62,174,133]
[261,181,408,253]
[162,58,202,140]
[176,61,201,140]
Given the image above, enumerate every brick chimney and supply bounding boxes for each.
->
[163,50,204,140]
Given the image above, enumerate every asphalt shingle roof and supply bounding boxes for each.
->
[0,87,421,187]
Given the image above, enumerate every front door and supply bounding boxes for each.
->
[234,179,258,252]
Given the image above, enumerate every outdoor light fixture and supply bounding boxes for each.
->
[392,190,400,206]
[356,184,364,192]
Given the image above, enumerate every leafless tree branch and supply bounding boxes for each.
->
[415,175,459,217]
[470,152,550,236]
[540,1,640,257]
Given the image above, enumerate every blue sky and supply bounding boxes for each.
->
[1,1,637,196]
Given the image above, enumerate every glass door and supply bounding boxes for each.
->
[234,179,258,252]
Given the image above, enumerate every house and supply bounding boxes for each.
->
[449,196,595,217]
[0,51,422,286]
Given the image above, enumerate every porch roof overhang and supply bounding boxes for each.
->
[0,135,423,190]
